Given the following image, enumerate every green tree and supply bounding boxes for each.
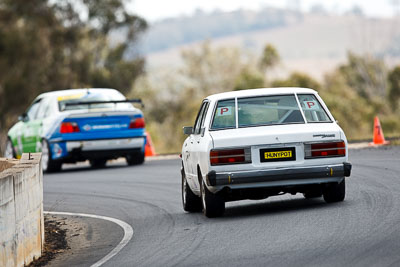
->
[388,66,400,110]
[235,43,281,90]
[259,43,280,72]
[180,41,243,95]
[132,74,200,153]
[338,52,387,100]
[321,71,375,139]
[271,72,321,90]
[0,0,147,153]
[138,41,257,153]
[234,67,265,91]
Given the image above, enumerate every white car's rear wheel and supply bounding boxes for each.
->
[303,189,322,199]
[323,179,345,203]
[41,139,62,173]
[200,177,225,218]
[4,138,16,158]
[182,169,201,212]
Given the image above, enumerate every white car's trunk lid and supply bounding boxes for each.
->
[209,123,343,169]
[210,123,341,147]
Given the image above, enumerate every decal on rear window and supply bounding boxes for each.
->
[211,99,236,129]
[303,100,319,110]
[216,107,232,116]
[298,94,331,123]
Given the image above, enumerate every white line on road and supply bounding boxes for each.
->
[44,211,134,267]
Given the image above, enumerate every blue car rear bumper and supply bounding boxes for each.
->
[48,129,146,161]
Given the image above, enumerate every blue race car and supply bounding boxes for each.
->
[4,88,146,172]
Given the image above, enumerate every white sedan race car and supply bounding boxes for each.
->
[181,88,352,217]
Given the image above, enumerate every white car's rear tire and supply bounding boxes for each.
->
[303,190,322,199]
[201,177,225,218]
[182,169,202,212]
[323,179,345,203]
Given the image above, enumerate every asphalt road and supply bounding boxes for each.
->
[44,146,400,267]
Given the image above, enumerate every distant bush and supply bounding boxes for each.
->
[136,42,400,153]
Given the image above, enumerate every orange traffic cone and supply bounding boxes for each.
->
[145,132,156,157]
[369,116,390,146]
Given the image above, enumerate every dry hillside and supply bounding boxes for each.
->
[145,14,400,79]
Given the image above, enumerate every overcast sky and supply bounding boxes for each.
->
[129,0,396,22]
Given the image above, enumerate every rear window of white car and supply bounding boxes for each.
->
[238,95,304,127]
[210,94,331,130]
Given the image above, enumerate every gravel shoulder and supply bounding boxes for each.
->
[31,214,123,267]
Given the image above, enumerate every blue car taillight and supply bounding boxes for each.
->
[60,122,80,133]
[129,117,145,129]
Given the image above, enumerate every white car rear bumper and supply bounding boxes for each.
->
[206,162,352,188]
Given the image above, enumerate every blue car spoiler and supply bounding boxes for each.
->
[61,99,144,111]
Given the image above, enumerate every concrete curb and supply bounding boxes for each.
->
[145,154,180,161]
[348,142,370,149]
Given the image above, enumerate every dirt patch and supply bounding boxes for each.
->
[25,213,123,267]
[28,216,69,266]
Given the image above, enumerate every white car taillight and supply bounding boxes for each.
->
[210,148,251,166]
[304,141,346,159]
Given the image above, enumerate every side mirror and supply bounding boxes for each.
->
[183,126,193,135]
[18,113,29,122]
